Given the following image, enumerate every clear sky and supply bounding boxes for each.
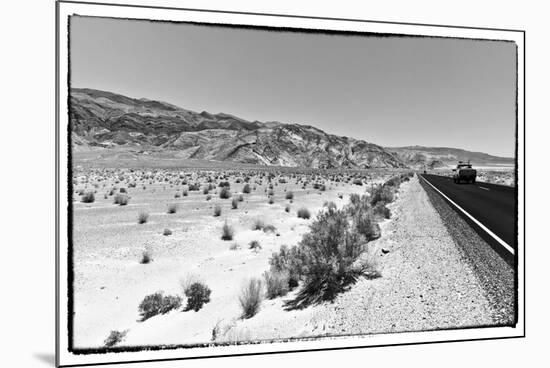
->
[70,16,517,157]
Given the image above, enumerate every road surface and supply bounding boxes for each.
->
[419,174,517,261]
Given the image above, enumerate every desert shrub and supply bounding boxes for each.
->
[218,181,230,188]
[202,187,209,195]
[285,204,290,213]
[167,203,178,214]
[249,240,261,250]
[81,191,95,203]
[114,193,129,206]
[119,188,127,193]
[188,183,200,191]
[269,244,303,289]
[353,178,363,186]
[267,189,275,196]
[319,184,326,191]
[239,278,263,319]
[221,221,234,240]
[231,198,238,209]
[206,194,212,201]
[373,202,391,219]
[182,189,188,197]
[219,187,231,199]
[242,184,251,194]
[237,194,244,202]
[252,219,265,231]
[289,206,364,307]
[213,205,221,217]
[297,207,311,219]
[230,243,240,250]
[338,193,344,199]
[174,192,181,198]
[268,197,274,205]
[352,209,380,241]
[263,224,277,234]
[163,228,172,236]
[370,185,394,207]
[138,292,182,321]
[263,270,290,299]
[184,282,212,312]
[285,191,294,200]
[104,330,127,347]
[137,211,149,224]
[140,249,152,264]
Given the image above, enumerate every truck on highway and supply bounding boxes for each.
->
[452,161,477,184]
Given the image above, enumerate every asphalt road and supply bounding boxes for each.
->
[420,174,517,256]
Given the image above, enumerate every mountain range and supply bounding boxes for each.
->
[69,88,513,169]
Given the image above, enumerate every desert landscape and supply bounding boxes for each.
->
[68,88,516,350]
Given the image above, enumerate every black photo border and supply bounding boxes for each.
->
[55,1,526,366]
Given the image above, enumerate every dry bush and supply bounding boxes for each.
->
[184,281,212,312]
[285,191,294,200]
[140,249,153,264]
[269,245,303,289]
[252,219,265,231]
[137,211,149,224]
[213,205,222,217]
[239,278,263,319]
[114,193,129,205]
[268,197,274,205]
[249,240,261,250]
[285,204,290,213]
[370,185,394,207]
[242,184,251,194]
[297,207,311,219]
[163,228,172,236]
[288,205,365,308]
[206,194,212,201]
[263,270,290,299]
[174,192,181,198]
[167,203,178,214]
[138,292,182,321]
[104,330,128,347]
[81,191,95,203]
[221,221,234,241]
[229,243,240,250]
[231,198,238,209]
[262,224,277,234]
[219,187,231,199]
[373,202,391,219]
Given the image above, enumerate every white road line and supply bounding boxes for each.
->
[420,175,515,255]
[479,186,490,191]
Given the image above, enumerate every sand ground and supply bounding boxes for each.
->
[72,171,382,347]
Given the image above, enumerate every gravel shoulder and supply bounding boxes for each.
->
[303,175,496,336]
[418,176,516,326]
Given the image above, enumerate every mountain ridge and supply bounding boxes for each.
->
[69,88,513,169]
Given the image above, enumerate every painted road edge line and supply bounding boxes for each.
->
[420,175,515,255]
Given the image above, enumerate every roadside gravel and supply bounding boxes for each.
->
[419,176,516,325]
[302,175,495,336]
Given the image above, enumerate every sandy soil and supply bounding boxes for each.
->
[72,170,500,349]
[71,169,386,348]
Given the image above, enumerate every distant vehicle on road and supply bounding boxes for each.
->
[453,161,477,184]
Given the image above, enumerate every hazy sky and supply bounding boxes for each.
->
[70,16,517,157]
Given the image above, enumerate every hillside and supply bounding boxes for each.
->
[69,88,405,169]
[385,146,514,168]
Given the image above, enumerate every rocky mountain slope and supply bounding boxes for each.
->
[69,88,405,169]
[385,146,514,168]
